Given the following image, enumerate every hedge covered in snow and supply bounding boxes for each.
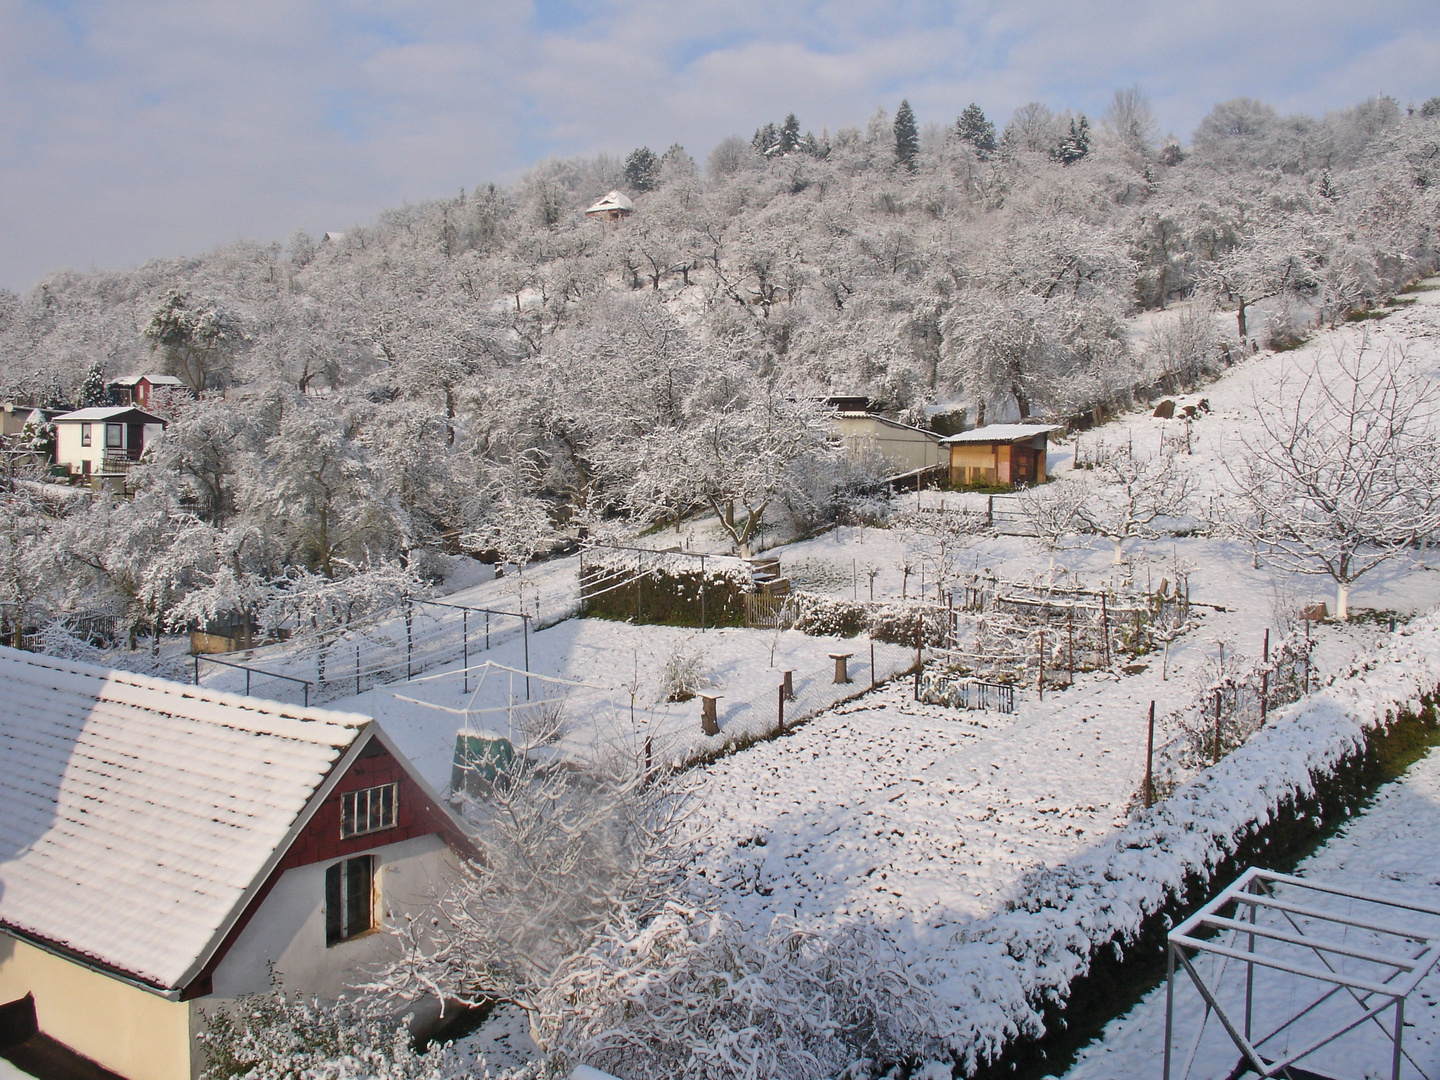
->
[925,613,1440,1076]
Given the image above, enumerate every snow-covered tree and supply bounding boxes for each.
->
[77,358,107,407]
[368,722,692,1061]
[1077,443,1193,564]
[955,103,997,157]
[894,100,919,171]
[144,289,245,392]
[1224,342,1440,619]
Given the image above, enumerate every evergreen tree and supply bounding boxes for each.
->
[624,147,660,192]
[1054,115,1091,165]
[752,122,780,156]
[894,100,919,171]
[779,114,802,154]
[1421,96,1440,119]
[77,359,107,408]
[955,103,997,156]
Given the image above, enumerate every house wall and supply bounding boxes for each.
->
[54,422,104,475]
[54,421,165,474]
[833,417,944,476]
[948,437,1051,487]
[207,833,457,1007]
[0,932,197,1080]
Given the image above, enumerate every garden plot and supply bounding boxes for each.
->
[1060,737,1440,1080]
[353,618,919,791]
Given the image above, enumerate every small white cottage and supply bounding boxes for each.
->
[51,406,167,477]
[0,647,473,1080]
[584,190,635,221]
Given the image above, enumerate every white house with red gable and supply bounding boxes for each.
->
[0,646,473,1080]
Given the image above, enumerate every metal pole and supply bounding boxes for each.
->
[1260,669,1269,725]
[1214,690,1223,764]
[194,654,200,685]
[1145,701,1155,808]
[486,610,490,651]
[1038,629,1044,701]
[356,643,361,697]
[870,637,876,689]
[246,668,251,696]
[406,599,413,679]
[1391,997,1405,1080]
[778,683,785,733]
[303,682,309,708]
[700,554,706,631]
[1163,943,1176,1080]
[1263,627,1270,663]
[1245,881,1256,1041]
[523,614,531,701]
[463,610,469,695]
[1101,593,1111,667]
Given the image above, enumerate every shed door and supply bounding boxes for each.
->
[127,423,143,460]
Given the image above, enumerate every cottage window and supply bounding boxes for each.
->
[324,855,376,945]
[340,782,398,838]
[80,423,91,447]
[105,423,123,450]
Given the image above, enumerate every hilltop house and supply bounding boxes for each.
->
[942,423,1063,487]
[51,406,167,478]
[107,374,189,409]
[828,398,946,482]
[584,190,635,221]
[0,646,472,1080]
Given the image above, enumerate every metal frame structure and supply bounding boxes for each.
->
[1165,867,1440,1080]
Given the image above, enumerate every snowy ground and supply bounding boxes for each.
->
[1060,744,1440,1080]
[362,619,920,790]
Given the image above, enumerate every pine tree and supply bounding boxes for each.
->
[955,103,997,156]
[1054,115,1091,165]
[894,100,919,171]
[625,147,660,192]
[752,122,779,156]
[779,114,801,155]
[77,359,106,408]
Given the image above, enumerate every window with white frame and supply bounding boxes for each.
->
[324,855,376,945]
[80,423,91,447]
[340,782,398,838]
[105,423,123,449]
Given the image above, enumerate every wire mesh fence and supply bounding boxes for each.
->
[195,598,530,706]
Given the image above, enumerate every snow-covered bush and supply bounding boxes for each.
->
[198,985,474,1080]
[550,905,942,1080]
[790,593,868,638]
[369,734,694,1064]
[656,642,715,703]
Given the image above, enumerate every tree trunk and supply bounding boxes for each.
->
[1236,298,1248,341]
[1335,580,1349,621]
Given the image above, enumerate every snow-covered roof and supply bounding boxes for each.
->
[585,190,635,215]
[0,646,373,991]
[107,374,185,388]
[51,406,166,424]
[834,412,941,439]
[941,423,1064,444]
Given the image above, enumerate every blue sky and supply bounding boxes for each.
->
[1,0,1438,293]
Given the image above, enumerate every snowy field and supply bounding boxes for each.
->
[1060,743,1440,1080]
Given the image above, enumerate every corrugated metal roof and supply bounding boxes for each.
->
[941,423,1063,444]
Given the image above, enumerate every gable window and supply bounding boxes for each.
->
[340,782,398,838]
[80,423,91,447]
[324,855,376,945]
[105,423,124,450]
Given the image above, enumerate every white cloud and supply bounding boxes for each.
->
[0,0,1436,292]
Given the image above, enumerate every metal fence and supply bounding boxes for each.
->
[195,598,531,705]
[918,670,1017,714]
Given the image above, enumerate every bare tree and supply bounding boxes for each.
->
[1077,444,1194,564]
[1224,342,1440,619]
[1103,86,1159,156]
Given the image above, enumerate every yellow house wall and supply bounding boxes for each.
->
[834,417,943,474]
[0,932,196,1080]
